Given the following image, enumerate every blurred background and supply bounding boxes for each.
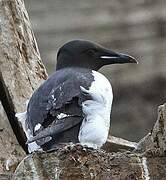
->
[25,0,166,142]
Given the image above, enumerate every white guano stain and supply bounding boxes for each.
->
[142,157,150,180]
[5,159,12,171]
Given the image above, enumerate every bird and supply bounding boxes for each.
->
[16,40,137,153]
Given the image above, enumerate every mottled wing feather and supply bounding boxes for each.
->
[27,77,84,136]
[47,78,82,113]
[26,68,94,145]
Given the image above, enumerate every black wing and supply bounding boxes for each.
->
[26,68,93,146]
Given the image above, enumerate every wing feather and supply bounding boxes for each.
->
[26,68,93,146]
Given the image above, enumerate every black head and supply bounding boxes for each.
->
[56,40,138,71]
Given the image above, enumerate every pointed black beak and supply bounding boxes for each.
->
[100,49,138,64]
[116,53,138,64]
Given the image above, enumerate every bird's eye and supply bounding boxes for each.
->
[86,49,97,56]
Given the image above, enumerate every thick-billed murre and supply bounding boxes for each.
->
[16,40,137,153]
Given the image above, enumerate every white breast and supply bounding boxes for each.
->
[78,70,113,149]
